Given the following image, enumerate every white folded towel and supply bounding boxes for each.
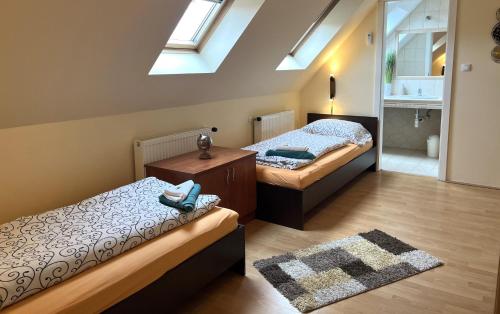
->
[275,145,309,152]
[163,180,195,202]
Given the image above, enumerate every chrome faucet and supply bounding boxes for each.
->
[418,88,422,96]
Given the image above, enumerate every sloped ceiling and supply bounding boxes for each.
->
[0,0,374,129]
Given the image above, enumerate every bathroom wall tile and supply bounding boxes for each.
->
[438,0,449,29]
[435,79,444,98]
[398,48,406,59]
[399,18,410,32]
[416,80,424,94]
[410,12,425,30]
[421,80,436,96]
[407,48,417,60]
[392,79,443,98]
[415,49,425,61]
[438,10,448,29]
[424,11,440,29]
[409,37,418,48]
[414,1,425,13]
[418,34,427,46]
[412,63,421,76]
[401,66,410,77]
[383,108,442,150]
[397,80,406,95]
[407,80,419,95]
[440,0,449,12]
[399,81,406,95]
[393,80,403,95]
[390,82,397,95]
[399,80,408,94]
[403,65,412,77]
[401,80,408,95]
[396,0,448,32]
[425,0,441,12]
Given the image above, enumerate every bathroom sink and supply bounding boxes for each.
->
[384,95,443,109]
[384,95,443,107]
[385,95,440,101]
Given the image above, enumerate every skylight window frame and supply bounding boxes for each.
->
[289,0,341,57]
[166,0,227,51]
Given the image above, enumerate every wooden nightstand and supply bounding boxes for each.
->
[145,146,257,223]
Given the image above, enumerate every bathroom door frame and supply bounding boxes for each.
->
[374,0,458,181]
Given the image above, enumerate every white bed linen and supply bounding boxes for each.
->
[243,130,349,170]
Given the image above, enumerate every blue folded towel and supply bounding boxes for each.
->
[159,183,201,212]
[265,149,316,160]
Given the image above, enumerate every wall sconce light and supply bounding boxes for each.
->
[329,75,336,115]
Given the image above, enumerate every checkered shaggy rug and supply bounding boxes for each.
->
[253,230,442,312]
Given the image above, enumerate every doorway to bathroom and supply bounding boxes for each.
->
[376,0,456,179]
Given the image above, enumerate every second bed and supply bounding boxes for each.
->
[245,113,378,230]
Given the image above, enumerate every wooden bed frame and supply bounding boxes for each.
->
[105,224,245,313]
[256,113,378,230]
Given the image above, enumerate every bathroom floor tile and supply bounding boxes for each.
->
[381,148,438,177]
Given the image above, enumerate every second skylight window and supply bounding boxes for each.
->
[166,0,225,50]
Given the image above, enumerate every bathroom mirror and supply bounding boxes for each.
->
[395,31,447,77]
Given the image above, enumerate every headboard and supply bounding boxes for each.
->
[307,113,379,147]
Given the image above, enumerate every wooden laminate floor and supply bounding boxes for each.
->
[179,171,500,314]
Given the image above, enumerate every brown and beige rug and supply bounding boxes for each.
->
[253,229,442,312]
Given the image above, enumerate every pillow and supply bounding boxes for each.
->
[301,119,372,145]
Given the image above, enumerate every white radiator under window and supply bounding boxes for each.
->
[253,110,295,143]
[133,128,213,180]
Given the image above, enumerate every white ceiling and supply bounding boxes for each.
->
[0,0,374,129]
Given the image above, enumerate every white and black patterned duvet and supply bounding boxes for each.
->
[0,177,220,309]
[243,130,349,170]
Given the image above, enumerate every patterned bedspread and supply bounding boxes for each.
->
[243,130,349,170]
[0,177,220,309]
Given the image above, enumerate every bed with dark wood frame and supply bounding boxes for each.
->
[256,113,378,230]
[105,224,245,313]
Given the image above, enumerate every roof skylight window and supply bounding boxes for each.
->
[151,0,265,75]
[276,0,364,71]
[166,0,225,50]
[289,0,340,56]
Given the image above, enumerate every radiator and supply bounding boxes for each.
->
[253,110,295,143]
[134,127,213,180]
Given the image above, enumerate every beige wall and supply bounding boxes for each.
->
[0,0,329,129]
[0,0,374,223]
[446,0,500,188]
[1,0,499,226]
[0,93,299,223]
[299,8,378,126]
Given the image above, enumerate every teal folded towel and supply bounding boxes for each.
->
[265,150,316,160]
[159,183,201,212]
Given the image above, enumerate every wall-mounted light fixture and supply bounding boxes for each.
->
[329,75,336,115]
